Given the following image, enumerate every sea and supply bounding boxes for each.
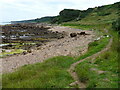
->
[0,22,11,25]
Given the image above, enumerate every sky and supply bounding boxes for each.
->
[0,0,120,22]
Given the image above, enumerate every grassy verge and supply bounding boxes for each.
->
[77,37,109,60]
[62,19,118,88]
[2,56,75,88]
[62,22,110,31]
[75,28,119,88]
[62,23,95,30]
[2,36,109,88]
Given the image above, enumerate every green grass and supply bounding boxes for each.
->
[75,37,109,61]
[62,22,112,32]
[2,2,119,88]
[2,56,75,88]
[62,23,96,30]
[62,12,119,88]
[75,48,118,88]
[75,26,119,88]
[2,35,109,88]
[75,59,118,88]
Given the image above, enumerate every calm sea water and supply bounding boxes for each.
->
[0,22,11,25]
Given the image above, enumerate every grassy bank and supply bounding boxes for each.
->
[69,21,119,88]
[75,30,118,88]
[62,14,119,87]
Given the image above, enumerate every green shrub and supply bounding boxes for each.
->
[112,18,120,32]
[59,9,80,22]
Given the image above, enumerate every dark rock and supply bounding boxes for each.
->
[44,32,48,34]
[22,51,27,55]
[103,35,107,36]
[78,32,90,35]
[27,50,32,53]
[36,43,42,47]
[79,32,86,35]
[55,31,59,33]
[70,33,77,37]
[7,44,13,47]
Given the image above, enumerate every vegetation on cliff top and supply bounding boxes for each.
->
[12,2,119,24]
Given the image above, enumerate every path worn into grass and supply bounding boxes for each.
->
[2,26,95,73]
[68,38,112,88]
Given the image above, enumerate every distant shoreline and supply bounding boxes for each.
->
[0,22,11,25]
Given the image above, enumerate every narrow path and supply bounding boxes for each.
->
[68,38,113,88]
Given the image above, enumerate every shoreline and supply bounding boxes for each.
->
[1,25,95,73]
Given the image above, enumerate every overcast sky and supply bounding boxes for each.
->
[0,0,119,22]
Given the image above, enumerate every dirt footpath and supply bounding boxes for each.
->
[1,26,95,73]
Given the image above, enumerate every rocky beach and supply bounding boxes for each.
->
[0,23,95,73]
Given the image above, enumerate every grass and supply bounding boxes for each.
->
[75,48,118,88]
[62,22,111,32]
[62,23,95,30]
[75,59,118,88]
[74,26,119,88]
[2,2,119,88]
[75,37,109,61]
[2,56,75,88]
[62,13,119,88]
[2,35,109,88]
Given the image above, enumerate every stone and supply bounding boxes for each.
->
[70,33,77,37]
[69,81,78,87]
[22,51,27,55]
[78,32,86,35]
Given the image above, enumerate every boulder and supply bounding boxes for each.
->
[55,31,59,33]
[78,32,90,35]
[78,32,86,35]
[70,33,77,37]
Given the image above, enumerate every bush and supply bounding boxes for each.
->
[59,9,80,22]
[112,18,120,32]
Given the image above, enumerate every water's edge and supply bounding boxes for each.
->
[0,22,11,25]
